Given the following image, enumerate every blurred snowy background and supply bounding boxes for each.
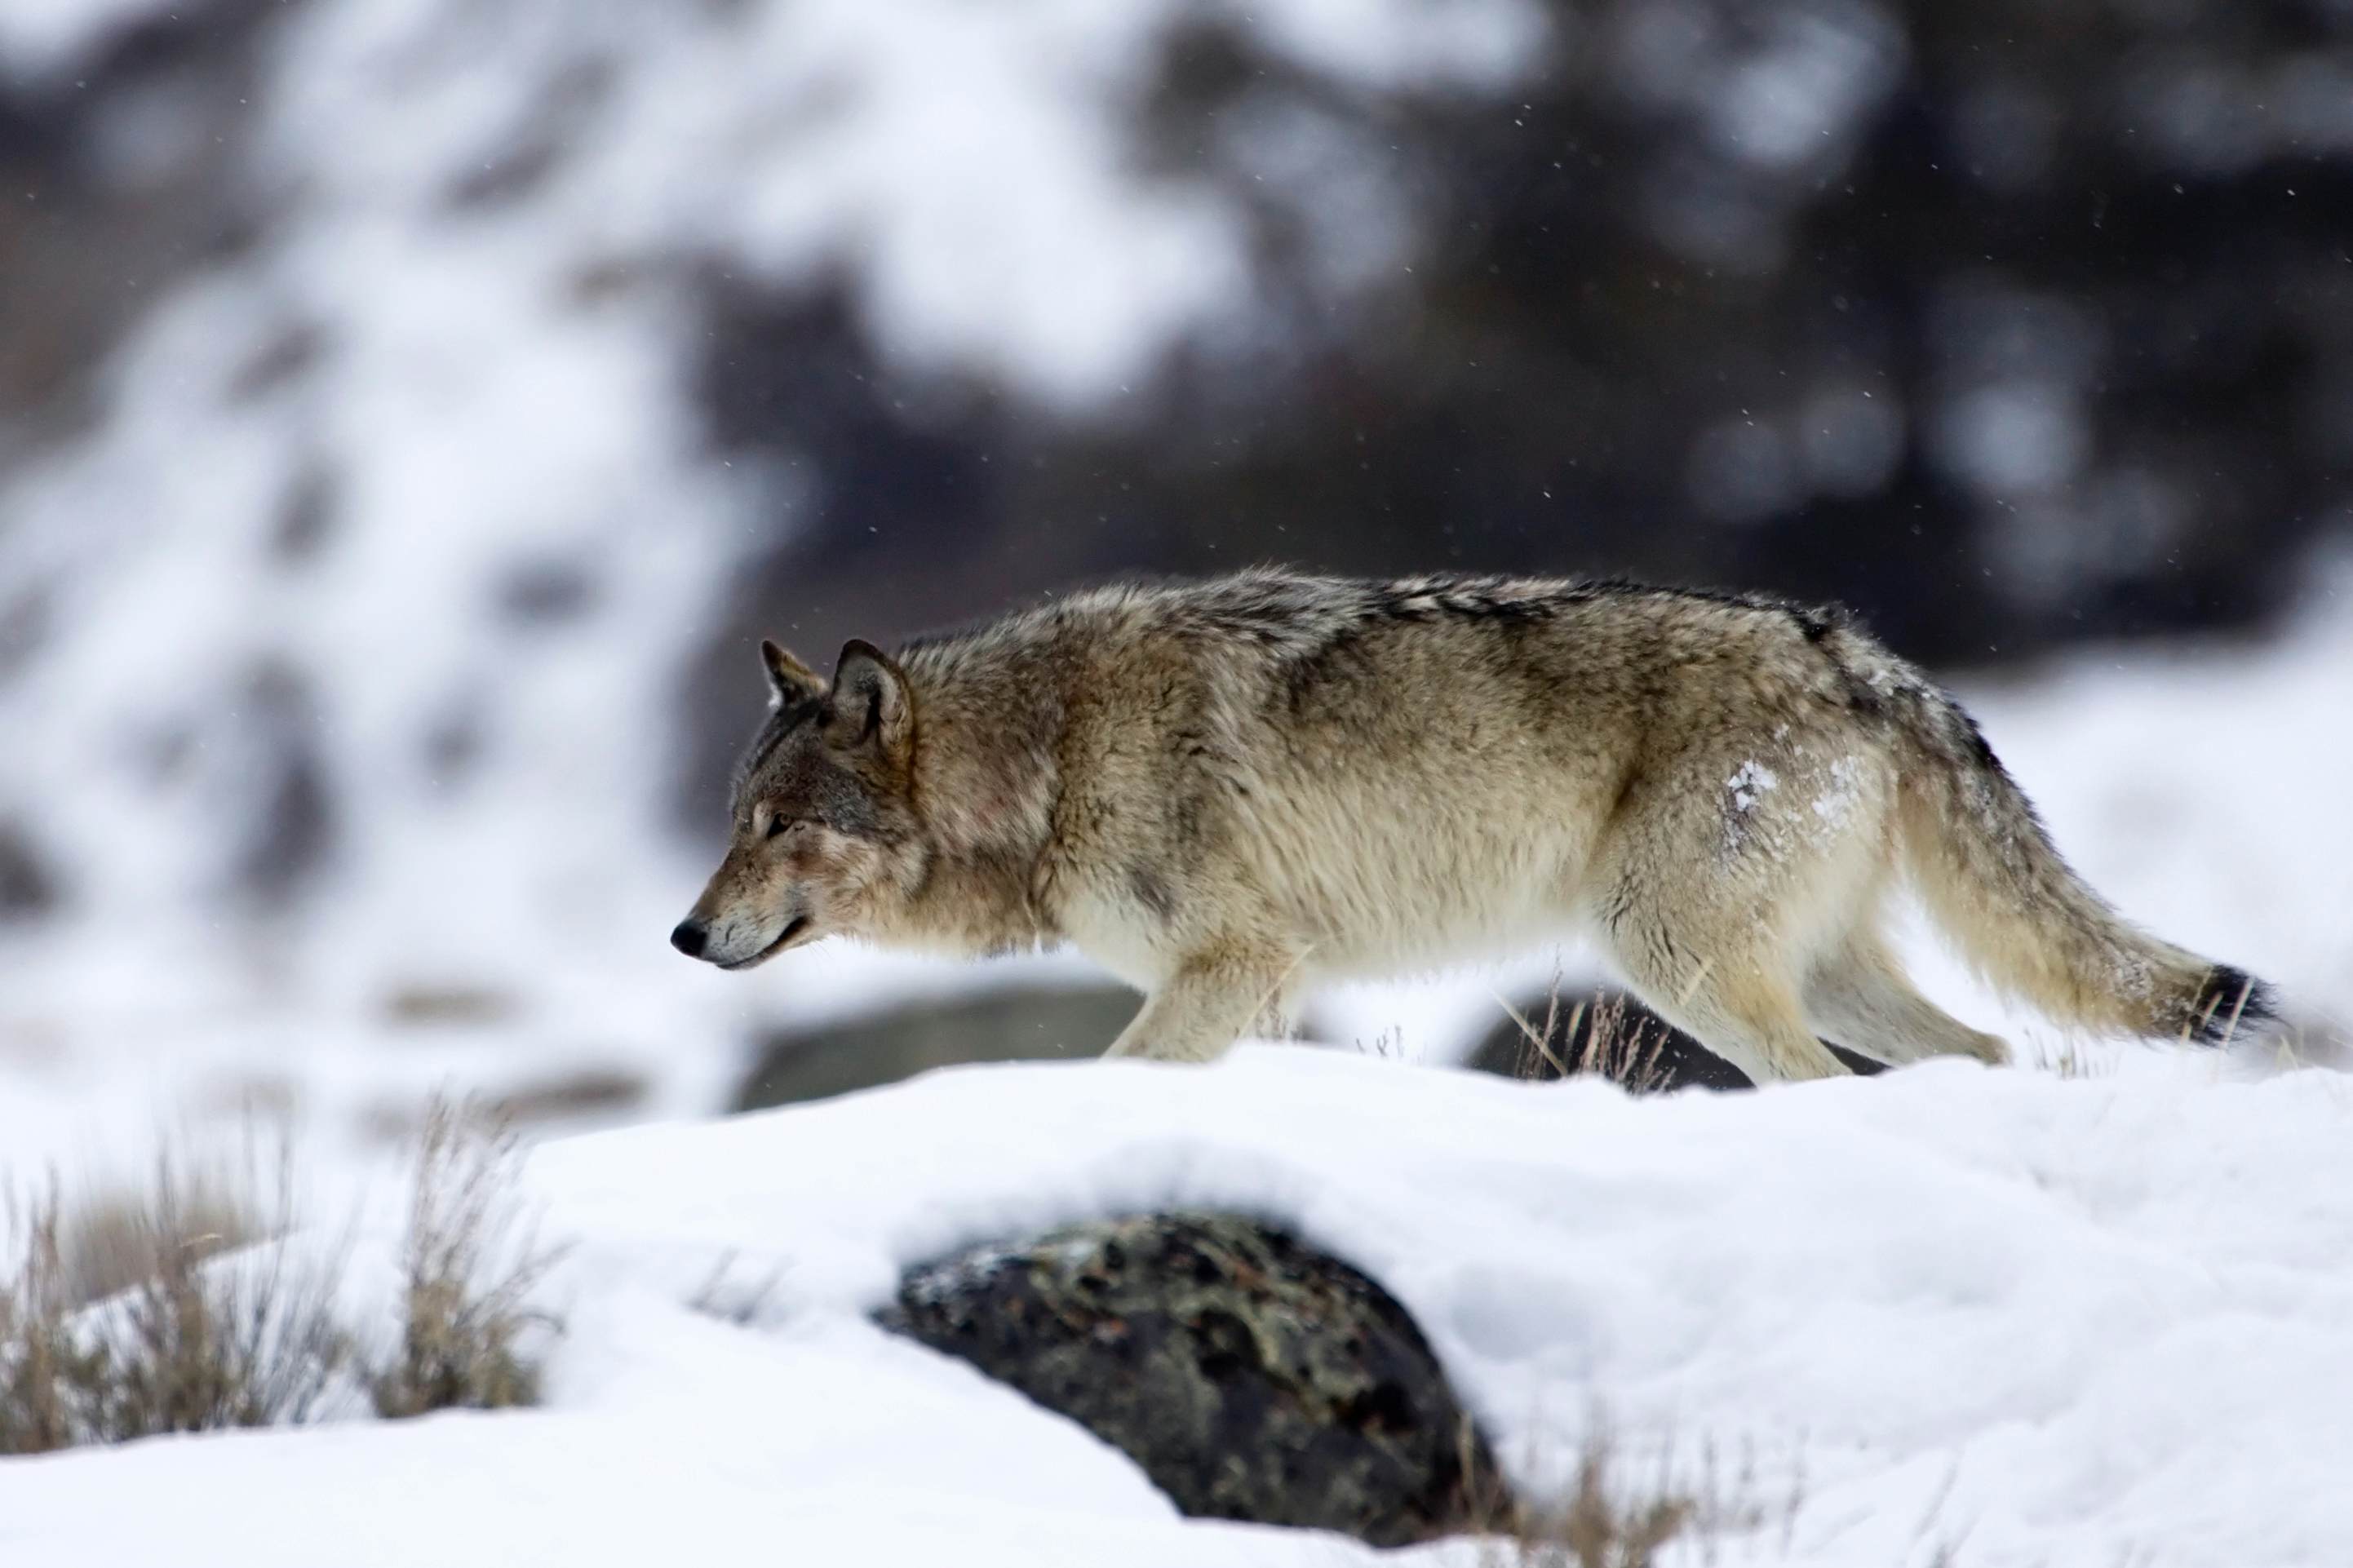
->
[2,0,2350,1175]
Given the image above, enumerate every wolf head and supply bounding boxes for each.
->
[670,637,920,970]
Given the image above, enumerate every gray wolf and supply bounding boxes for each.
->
[670,569,2275,1081]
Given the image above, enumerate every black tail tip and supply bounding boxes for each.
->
[2189,965,2280,1047]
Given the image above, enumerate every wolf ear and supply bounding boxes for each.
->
[761,640,826,709]
[828,639,911,758]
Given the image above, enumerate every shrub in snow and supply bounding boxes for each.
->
[1,1154,352,1453]
[371,1101,565,1420]
[2,1101,561,1454]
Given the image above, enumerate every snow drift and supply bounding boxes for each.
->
[5,1046,2350,1566]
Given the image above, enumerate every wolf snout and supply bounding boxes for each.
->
[669,918,710,959]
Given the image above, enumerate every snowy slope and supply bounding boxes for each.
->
[6,1047,2351,1567]
[0,0,1544,1183]
[0,0,1541,1008]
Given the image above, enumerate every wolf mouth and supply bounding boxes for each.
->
[720,915,811,970]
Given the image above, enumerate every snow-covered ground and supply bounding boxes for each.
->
[5,1046,2351,1567]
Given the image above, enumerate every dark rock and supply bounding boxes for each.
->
[878,1212,1502,1547]
[481,1067,649,1125]
[230,320,329,406]
[0,583,51,687]
[497,558,600,627]
[380,983,519,1028]
[0,818,61,921]
[731,982,1137,1110]
[438,59,610,214]
[231,658,335,910]
[1462,988,1883,1090]
[420,700,488,790]
[269,460,338,565]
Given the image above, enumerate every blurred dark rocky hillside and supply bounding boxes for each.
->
[5,0,2349,840]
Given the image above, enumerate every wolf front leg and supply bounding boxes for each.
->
[1102,943,1303,1064]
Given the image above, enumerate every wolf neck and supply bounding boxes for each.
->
[883,647,1065,955]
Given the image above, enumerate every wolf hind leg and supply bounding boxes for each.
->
[1802,928,2010,1068]
[1643,959,1851,1083]
[1586,779,1862,1083]
[1598,909,1851,1083]
[1102,941,1304,1063]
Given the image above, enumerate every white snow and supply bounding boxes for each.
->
[1810,755,1864,827]
[6,1046,2353,1566]
[1727,759,1781,811]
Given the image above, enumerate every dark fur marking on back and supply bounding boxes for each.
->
[1792,606,1834,643]
[1369,578,1564,624]
[1938,696,2005,772]
[1771,599,1893,721]
[1832,661,1887,720]
[1281,626,1376,715]
[1566,575,1848,626]
[1368,574,1854,632]
[897,574,1866,704]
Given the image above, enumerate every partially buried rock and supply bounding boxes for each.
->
[1462,987,1885,1089]
[877,1211,1502,1547]
[733,982,1137,1110]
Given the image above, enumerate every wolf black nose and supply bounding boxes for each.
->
[670,919,708,959]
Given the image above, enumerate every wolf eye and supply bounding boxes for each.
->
[764,815,791,839]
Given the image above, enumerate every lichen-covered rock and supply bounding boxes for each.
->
[876,1211,1501,1547]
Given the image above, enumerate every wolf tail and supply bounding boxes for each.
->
[1887,682,2277,1048]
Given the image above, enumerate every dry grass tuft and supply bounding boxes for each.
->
[688,1251,789,1328]
[4,1098,568,1455]
[2027,1035,2117,1080]
[1470,1422,1795,1568]
[483,1067,650,1127]
[49,1168,262,1313]
[2,1147,354,1454]
[371,1097,566,1420]
[1495,989,1678,1093]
